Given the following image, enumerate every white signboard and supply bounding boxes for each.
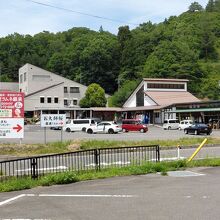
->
[41,114,66,127]
[0,118,24,138]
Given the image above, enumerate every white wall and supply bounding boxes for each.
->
[144,95,157,106]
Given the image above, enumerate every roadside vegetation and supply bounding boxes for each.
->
[0,137,219,156]
[1,158,220,192]
[0,138,218,156]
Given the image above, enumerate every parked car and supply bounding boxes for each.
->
[179,120,193,130]
[163,119,179,130]
[63,118,101,132]
[184,123,212,135]
[122,119,148,133]
[86,121,122,134]
[50,126,62,130]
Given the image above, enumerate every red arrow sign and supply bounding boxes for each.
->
[13,124,22,132]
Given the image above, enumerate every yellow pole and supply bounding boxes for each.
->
[187,138,208,162]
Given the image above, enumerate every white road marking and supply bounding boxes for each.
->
[184,196,192,199]
[0,193,135,207]
[167,171,205,177]
[16,166,68,172]
[86,161,130,167]
[39,194,134,198]
[0,194,26,206]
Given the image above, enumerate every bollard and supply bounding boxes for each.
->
[177,145,181,160]
[187,138,207,162]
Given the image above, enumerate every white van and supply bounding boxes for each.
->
[163,119,179,130]
[63,118,101,132]
[179,120,193,130]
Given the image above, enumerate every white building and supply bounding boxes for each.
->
[122,78,200,124]
[19,63,89,118]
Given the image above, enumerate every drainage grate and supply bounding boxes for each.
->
[167,171,205,177]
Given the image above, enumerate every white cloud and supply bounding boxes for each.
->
[0,0,209,37]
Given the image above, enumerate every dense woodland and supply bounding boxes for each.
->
[0,0,220,106]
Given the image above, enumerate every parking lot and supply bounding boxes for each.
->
[1,167,220,220]
[0,125,219,144]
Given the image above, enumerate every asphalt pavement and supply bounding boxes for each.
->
[0,124,219,144]
[1,166,220,220]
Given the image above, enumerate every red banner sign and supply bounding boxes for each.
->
[0,92,24,118]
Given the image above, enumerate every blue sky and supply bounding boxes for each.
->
[0,0,208,37]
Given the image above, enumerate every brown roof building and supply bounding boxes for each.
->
[122,78,203,124]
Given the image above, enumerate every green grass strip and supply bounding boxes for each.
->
[0,137,219,156]
[1,158,220,193]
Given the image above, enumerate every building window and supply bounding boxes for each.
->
[54,97,59,103]
[40,97,45,103]
[147,83,185,90]
[64,87,68,93]
[73,99,78,105]
[155,112,160,118]
[20,74,23,83]
[32,75,50,82]
[47,97,52,103]
[24,72,27,82]
[70,87,80,93]
[64,99,68,106]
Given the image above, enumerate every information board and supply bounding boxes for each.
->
[40,114,66,127]
[0,92,25,139]
[0,118,24,138]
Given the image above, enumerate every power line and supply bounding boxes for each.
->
[25,0,138,26]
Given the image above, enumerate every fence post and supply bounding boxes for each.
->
[94,149,100,171]
[156,145,160,162]
[31,158,38,179]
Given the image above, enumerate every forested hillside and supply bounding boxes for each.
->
[0,1,220,106]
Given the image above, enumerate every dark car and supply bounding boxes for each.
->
[184,123,212,135]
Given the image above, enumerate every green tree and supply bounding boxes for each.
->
[79,83,107,107]
[188,2,204,12]
[110,80,139,107]
[206,0,215,11]
[117,26,132,50]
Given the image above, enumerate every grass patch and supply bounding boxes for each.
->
[0,137,219,156]
[2,158,220,193]
[80,137,219,150]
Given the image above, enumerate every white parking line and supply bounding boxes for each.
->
[0,193,135,207]
[39,194,135,198]
[0,194,26,206]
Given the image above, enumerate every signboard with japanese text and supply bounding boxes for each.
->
[0,92,24,118]
[41,114,66,127]
[0,118,24,138]
[0,92,24,139]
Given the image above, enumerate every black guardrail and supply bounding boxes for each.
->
[0,145,160,182]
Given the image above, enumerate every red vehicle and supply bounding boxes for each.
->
[122,119,148,133]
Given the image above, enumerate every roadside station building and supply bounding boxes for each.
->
[121,78,220,127]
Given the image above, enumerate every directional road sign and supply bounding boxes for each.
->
[0,118,24,138]
[0,92,24,139]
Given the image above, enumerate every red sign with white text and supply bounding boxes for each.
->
[0,92,24,118]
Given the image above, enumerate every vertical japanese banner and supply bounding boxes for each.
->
[0,92,24,138]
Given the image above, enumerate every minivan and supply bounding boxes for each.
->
[122,119,148,133]
[63,118,101,132]
[179,120,193,130]
[163,119,179,130]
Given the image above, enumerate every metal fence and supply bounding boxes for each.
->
[0,145,160,182]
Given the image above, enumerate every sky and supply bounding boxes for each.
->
[0,0,209,37]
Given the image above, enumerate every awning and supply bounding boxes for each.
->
[166,108,220,113]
